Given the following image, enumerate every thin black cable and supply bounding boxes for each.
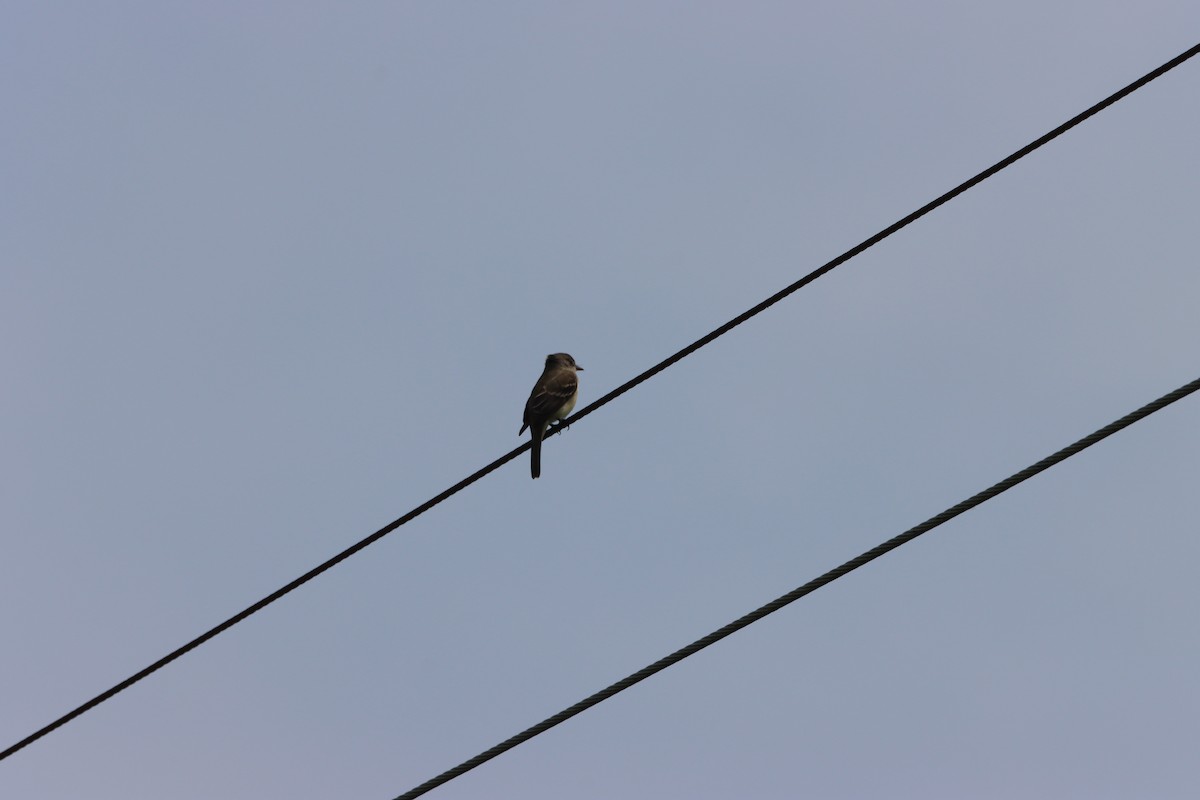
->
[394,376,1200,800]
[3,42,1197,764]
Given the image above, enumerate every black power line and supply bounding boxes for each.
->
[3,42,1197,764]
[393,376,1200,799]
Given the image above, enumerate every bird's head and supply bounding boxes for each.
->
[546,353,583,371]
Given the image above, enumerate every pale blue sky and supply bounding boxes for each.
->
[3,3,1199,798]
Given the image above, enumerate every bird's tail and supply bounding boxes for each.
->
[530,429,542,479]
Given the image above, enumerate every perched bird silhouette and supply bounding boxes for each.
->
[519,353,583,479]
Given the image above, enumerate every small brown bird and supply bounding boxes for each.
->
[519,353,583,479]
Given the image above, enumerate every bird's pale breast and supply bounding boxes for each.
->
[554,389,579,420]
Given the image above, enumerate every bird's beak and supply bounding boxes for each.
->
[576,366,584,371]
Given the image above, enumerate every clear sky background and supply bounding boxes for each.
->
[3,4,1199,799]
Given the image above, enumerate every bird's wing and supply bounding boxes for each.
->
[524,370,578,426]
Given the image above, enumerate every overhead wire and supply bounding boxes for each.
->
[2,41,1197,764]
[394,375,1200,799]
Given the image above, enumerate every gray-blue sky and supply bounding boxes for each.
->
[3,3,1199,798]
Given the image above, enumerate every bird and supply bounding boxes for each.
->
[519,353,583,479]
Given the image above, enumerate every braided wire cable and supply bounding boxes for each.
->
[3,42,1196,764]
[394,376,1200,800]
